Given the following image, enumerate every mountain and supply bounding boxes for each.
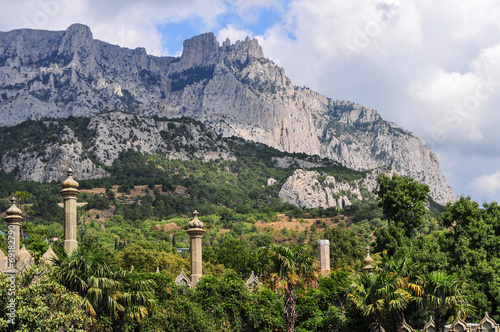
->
[0,24,456,204]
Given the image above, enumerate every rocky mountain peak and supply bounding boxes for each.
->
[222,36,264,62]
[180,32,219,68]
[58,24,94,54]
[0,24,457,204]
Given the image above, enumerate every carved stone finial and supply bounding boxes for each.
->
[6,197,22,217]
[17,244,34,271]
[188,210,204,229]
[423,316,435,332]
[362,246,374,273]
[61,168,79,189]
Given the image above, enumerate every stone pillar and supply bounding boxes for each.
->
[318,239,330,276]
[60,169,80,254]
[5,197,23,259]
[186,211,204,287]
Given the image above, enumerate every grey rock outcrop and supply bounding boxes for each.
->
[88,112,232,166]
[0,123,106,182]
[0,24,456,203]
[0,111,231,182]
[279,168,396,209]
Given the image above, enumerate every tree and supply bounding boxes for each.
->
[323,226,366,269]
[269,244,315,332]
[348,271,388,332]
[0,273,94,331]
[418,271,475,332]
[375,174,429,254]
[380,252,423,332]
[438,196,498,320]
[441,196,481,251]
[52,245,156,329]
[348,252,423,332]
[295,269,351,332]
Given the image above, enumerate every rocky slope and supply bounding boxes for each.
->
[0,112,231,182]
[278,168,395,209]
[0,24,456,203]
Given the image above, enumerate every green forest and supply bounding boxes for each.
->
[0,120,499,331]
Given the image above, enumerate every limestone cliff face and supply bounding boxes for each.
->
[88,112,232,166]
[0,112,231,182]
[279,168,395,209]
[0,123,106,182]
[0,24,456,203]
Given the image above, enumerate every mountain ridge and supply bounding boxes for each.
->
[0,24,456,204]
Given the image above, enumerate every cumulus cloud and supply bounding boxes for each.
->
[468,171,500,198]
[217,25,255,45]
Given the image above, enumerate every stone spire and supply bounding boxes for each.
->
[187,211,204,287]
[362,246,374,273]
[5,197,23,258]
[60,168,80,254]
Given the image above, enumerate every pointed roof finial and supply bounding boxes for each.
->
[175,268,192,287]
[245,271,261,290]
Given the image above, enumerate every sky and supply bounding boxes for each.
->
[1,0,500,204]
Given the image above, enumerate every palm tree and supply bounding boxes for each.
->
[381,252,423,332]
[349,252,422,332]
[418,271,475,332]
[349,270,391,332]
[52,245,156,329]
[269,244,315,332]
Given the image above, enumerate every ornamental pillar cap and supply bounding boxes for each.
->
[61,168,79,189]
[362,246,374,273]
[188,210,204,229]
[6,197,22,217]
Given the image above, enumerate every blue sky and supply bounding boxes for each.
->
[2,0,500,204]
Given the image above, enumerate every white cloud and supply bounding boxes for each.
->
[217,25,255,45]
[468,171,500,198]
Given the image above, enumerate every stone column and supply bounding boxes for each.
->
[5,197,23,260]
[186,211,204,287]
[318,239,330,276]
[60,169,80,254]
